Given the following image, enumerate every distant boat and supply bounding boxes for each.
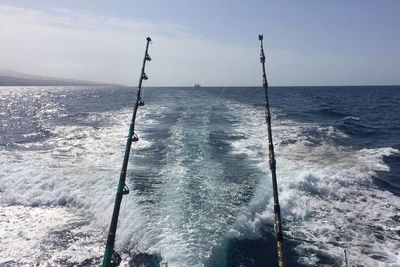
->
[194,83,201,88]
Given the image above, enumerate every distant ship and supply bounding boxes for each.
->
[194,83,201,88]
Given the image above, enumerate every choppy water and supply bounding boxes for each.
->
[0,86,399,266]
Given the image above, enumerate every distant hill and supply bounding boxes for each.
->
[0,70,116,86]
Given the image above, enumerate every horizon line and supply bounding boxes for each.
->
[1,84,400,88]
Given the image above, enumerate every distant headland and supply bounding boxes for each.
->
[0,70,116,86]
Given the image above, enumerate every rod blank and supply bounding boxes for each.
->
[258,34,286,267]
[102,36,152,267]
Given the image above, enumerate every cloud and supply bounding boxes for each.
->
[2,4,398,86]
[0,5,261,86]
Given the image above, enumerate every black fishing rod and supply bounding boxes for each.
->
[258,34,286,267]
[102,36,152,267]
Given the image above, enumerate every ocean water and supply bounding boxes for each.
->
[0,86,399,267]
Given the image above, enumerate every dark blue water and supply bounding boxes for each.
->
[1,86,399,266]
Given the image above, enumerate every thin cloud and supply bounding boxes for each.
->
[0,4,264,86]
[2,4,396,86]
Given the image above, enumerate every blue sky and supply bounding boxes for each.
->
[0,0,399,86]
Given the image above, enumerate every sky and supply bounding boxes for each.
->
[0,0,399,86]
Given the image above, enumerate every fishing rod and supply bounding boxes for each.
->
[102,36,152,267]
[258,34,286,267]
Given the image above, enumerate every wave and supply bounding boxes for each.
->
[1,88,399,266]
[317,107,350,119]
[227,102,400,266]
[336,118,385,138]
[0,103,161,265]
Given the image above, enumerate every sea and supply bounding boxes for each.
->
[0,86,399,267]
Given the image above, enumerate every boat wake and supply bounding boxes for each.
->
[1,86,399,266]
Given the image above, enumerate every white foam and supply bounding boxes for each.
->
[2,89,399,266]
[0,205,104,265]
[227,101,400,266]
[116,107,216,266]
[0,101,165,265]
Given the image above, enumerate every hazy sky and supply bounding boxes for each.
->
[0,0,399,86]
